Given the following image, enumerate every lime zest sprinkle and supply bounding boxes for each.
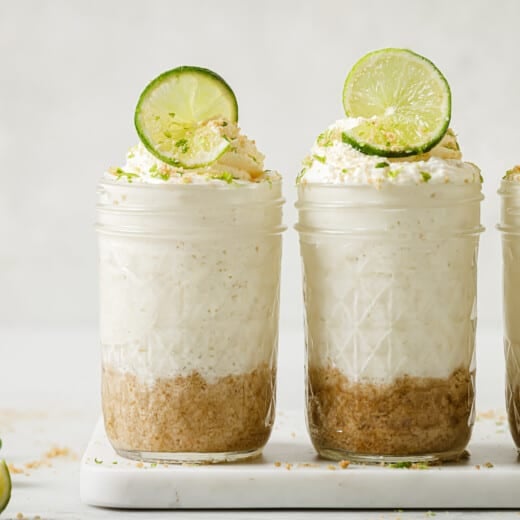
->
[175,138,189,154]
[296,169,306,184]
[387,461,429,470]
[110,167,139,183]
[168,112,176,118]
[163,130,172,139]
[248,154,259,163]
[317,131,334,147]
[313,154,326,164]
[375,161,390,168]
[421,171,432,182]
[302,156,313,169]
[149,163,158,173]
[387,169,400,178]
[388,461,412,468]
[94,458,103,464]
[211,171,234,184]
[112,461,118,465]
[479,173,484,183]
[151,168,171,181]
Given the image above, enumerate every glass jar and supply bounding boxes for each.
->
[96,179,285,463]
[296,183,483,463]
[498,179,520,451]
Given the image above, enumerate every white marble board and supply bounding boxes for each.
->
[80,409,519,509]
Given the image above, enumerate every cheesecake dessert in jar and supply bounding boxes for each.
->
[97,67,284,463]
[498,166,520,451]
[296,49,483,463]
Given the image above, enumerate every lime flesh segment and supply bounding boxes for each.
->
[342,48,451,157]
[135,66,238,168]
[0,460,11,513]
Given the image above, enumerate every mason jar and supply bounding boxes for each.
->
[296,183,483,463]
[498,179,520,451]
[96,179,285,463]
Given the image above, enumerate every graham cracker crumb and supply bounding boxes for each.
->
[274,461,281,467]
[8,463,24,474]
[327,464,336,470]
[135,462,144,468]
[339,460,350,469]
[484,462,494,468]
[24,460,52,470]
[308,366,473,456]
[45,446,75,459]
[475,464,481,470]
[297,462,319,468]
[103,363,274,454]
[285,463,293,470]
[477,410,496,420]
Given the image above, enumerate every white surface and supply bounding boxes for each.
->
[0,0,517,332]
[0,326,517,519]
[81,410,520,510]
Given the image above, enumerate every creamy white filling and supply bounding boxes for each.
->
[299,184,481,384]
[299,118,481,186]
[97,180,284,386]
[100,235,280,385]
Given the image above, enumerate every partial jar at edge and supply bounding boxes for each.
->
[498,179,520,451]
[296,183,483,463]
[97,179,285,463]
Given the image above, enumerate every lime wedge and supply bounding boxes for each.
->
[0,460,11,513]
[134,66,238,168]
[342,48,451,157]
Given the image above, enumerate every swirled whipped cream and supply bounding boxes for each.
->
[105,119,279,185]
[504,165,520,182]
[298,118,481,186]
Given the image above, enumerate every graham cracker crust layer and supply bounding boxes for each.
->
[307,366,474,456]
[102,363,275,454]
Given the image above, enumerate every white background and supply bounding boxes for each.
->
[1,0,517,333]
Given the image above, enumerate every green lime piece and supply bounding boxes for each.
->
[134,66,238,168]
[342,48,451,157]
[0,460,11,514]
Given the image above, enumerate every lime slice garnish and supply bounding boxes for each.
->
[134,66,238,168]
[0,460,11,513]
[342,48,451,157]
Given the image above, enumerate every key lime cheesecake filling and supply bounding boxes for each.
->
[299,49,481,460]
[499,168,520,450]
[298,120,480,186]
[106,118,279,185]
[99,66,283,460]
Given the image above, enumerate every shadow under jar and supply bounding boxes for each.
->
[96,179,285,463]
[296,183,483,463]
[498,179,520,451]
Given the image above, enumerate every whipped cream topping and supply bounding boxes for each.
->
[298,118,481,187]
[105,119,279,185]
[504,165,520,182]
